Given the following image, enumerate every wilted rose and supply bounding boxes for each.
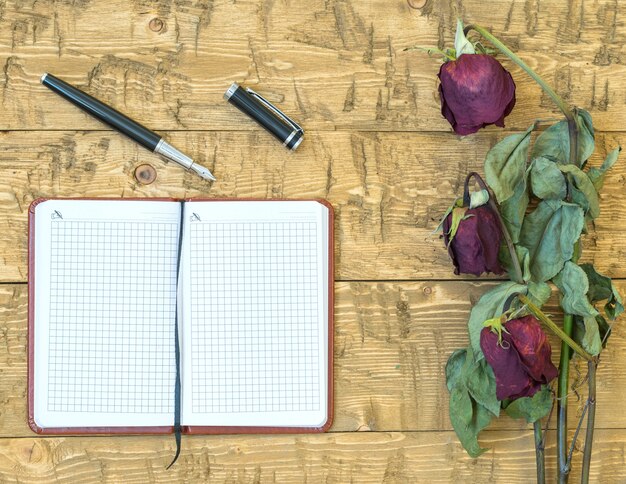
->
[442,204,504,276]
[480,315,558,401]
[438,54,516,135]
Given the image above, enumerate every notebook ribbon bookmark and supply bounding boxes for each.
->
[167,201,185,469]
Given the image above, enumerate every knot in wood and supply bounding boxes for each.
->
[149,18,165,33]
[407,0,428,9]
[134,164,157,185]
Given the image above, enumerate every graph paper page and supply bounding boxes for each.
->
[32,199,180,429]
[180,201,329,427]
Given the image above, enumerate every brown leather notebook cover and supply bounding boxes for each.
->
[28,198,334,435]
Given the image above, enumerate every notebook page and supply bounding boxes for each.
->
[33,199,180,429]
[180,201,329,427]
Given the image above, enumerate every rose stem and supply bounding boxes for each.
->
[581,359,598,483]
[519,292,593,479]
[489,192,524,283]
[558,106,580,484]
[567,400,589,470]
[557,315,573,483]
[520,288,593,480]
[464,24,584,482]
[534,423,546,484]
[518,295,592,361]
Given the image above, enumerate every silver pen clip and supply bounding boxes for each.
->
[246,88,304,134]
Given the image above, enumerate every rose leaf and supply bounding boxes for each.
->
[530,110,595,167]
[453,19,476,57]
[484,124,534,203]
[446,348,495,458]
[527,281,552,308]
[559,164,600,220]
[588,147,621,191]
[579,263,624,320]
[503,386,553,423]
[519,200,584,282]
[571,314,603,356]
[553,261,599,319]
[498,244,531,282]
[463,349,500,417]
[499,171,529,244]
[529,156,567,200]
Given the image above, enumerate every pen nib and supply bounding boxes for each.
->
[190,163,217,182]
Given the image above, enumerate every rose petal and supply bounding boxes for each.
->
[480,328,536,400]
[438,54,516,135]
[506,316,559,384]
[442,212,461,274]
[439,82,457,129]
[474,206,505,275]
[444,206,503,276]
[450,213,485,276]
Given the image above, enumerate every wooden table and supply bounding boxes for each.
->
[1,0,625,482]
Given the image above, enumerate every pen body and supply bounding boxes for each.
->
[41,73,161,151]
[225,84,303,150]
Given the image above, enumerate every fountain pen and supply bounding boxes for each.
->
[40,73,216,181]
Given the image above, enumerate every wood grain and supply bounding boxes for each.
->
[1,0,626,132]
[0,430,625,483]
[1,282,624,436]
[1,0,626,481]
[0,130,624,282]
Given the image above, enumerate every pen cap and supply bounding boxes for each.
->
[224,83,303,150]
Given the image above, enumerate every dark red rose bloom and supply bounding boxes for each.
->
[442,205,504,276]
[480,315,558,401]
[438,54,516,135]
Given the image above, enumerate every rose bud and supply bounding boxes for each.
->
[442,203,504,277]
[480,315,558,401]
[438,54,516,135]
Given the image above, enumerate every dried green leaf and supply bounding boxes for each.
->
[445,348,497,458]
[527,281,552,308]
[499,173,529,244]
[580,263,624,320]
[447,206,472,243]
[446,349,469,390]
[530,157,567,200]
[434,198,463,234]
[470,189,489,209]
[574,314,612,351]
[559,164,600,220]
[519,201,585,282]
[463,349,500,417]
[553,262,599,319]
[454,19,476,57]
[503,386,553,423]
[484,125,534,203]
[450,386,474,427]
[530,110,595,167]
[588,147,621,191]
[582,315,602,356]
[498,244,531,282]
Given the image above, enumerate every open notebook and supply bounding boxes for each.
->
[28,199,333,434]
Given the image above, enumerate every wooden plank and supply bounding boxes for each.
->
[1,0,626,131]
[0,430,625,483]
[1,282,624,437]
[0,130,624,282]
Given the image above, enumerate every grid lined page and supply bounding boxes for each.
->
[33,200,181,428]
[181,201,328,428]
